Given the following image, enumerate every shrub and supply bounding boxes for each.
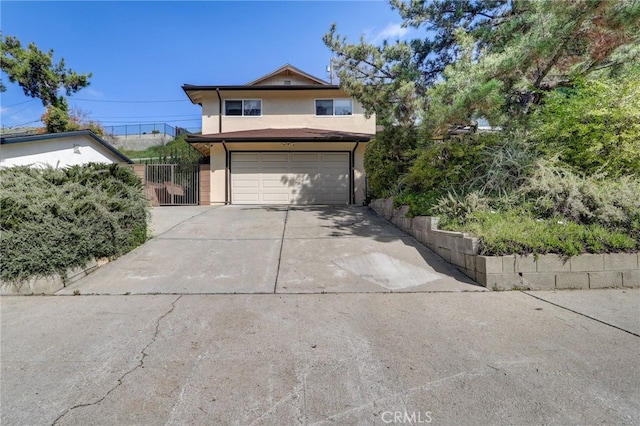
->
[364,125,420,198]
[443,210,637,257]
[405,131,507,193]
[521,159,640,231]
[533,66,640,176]
[0,164,149,284]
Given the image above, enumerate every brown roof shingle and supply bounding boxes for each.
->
[187,128,374,143]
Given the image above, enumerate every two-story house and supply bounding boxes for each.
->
[183,64,375,205]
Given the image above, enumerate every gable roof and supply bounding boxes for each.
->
[0,130,133,164]
[182,64,340,104]
[245,64,330,86]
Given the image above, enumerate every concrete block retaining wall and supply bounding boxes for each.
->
[0,258,109,295]
[370,198,640,290]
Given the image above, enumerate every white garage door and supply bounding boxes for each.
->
[231,152,350,205]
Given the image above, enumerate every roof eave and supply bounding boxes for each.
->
[0,130,133,164]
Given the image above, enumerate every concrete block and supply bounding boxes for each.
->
[411,217,429,232]
[604,253,638,271]
[475,271,487,287]
[515,256,537,273]
[1,275,66,295]
[436,246,452,263]
[485,274,522,291]
[476,256,503,274]
[412,230,427,245]
[465,254,477,272]
[536,254,571,273]
[570,254,604,272]
[589,271,623,289]
[622,271,640,288]
[463,269,476,280]
[556,273,589,290]
[454,236,478,254]
[503,256,516,273]
[521,273,556,290]
[450,250,466,268]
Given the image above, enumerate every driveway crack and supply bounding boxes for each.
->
[273,207,289,293]
[51,295,182,425]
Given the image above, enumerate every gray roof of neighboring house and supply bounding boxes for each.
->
[0,130,133,164]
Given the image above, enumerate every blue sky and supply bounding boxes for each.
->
[1,1,415,133]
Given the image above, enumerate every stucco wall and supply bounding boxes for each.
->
[0,134,125,167]
[200,90,375,135]
[370,198,640,290]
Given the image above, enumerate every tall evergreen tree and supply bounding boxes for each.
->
[1,34,92,132]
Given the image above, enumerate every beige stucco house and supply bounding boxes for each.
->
[183,64,375,205]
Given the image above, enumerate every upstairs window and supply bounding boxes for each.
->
[225,99,262,116]
[315,99,353,116]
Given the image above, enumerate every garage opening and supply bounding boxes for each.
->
[230,152,349,205]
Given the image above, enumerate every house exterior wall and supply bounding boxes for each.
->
[0,134,126,168]
[208,141,368,205]
[200,90,375,135]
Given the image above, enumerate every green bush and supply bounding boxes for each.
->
[443,210,637,257]
[364,125,420,198]
[521,160,640,232]
[405,131,504,193]
[533,66,640,176]
[1,164,149,283]
[121,133,204,165]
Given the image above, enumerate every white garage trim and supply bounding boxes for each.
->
[230,151,350,205]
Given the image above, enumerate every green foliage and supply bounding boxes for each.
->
[325,0,640,125]
[405,131,504,193]
[0,164,149,284]
[534,67,640,176]
[363,125,420,198]
[443,210,637,257]
[121,134,204,165]
[520,160,640,232]
[0,33,91,107]
[41,98,78,134]
[467,134,536,196]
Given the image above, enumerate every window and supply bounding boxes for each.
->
[315,99,353,116]
[225,99,261,116]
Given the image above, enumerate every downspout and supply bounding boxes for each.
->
[216,88,223,133]
[223,141,229,204]
[217,88,229,204]
[351,141,360,205]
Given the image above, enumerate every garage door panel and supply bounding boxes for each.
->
[263,193,291,202]
[262,153,290,162]
[263,178,289,188]
[231,152,349,205]
[233,179,260,188]
[292,153,320,162]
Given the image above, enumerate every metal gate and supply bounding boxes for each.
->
[145,164,199,206]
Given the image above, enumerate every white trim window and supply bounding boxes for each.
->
[315,98,353,116]
[225,99,262,116]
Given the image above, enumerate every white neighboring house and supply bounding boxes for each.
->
[0,130,132,168]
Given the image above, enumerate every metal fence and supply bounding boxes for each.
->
[104,123,195,137]
[145,164,200,206]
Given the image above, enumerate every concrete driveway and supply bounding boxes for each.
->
[2,206,639,425]
[58,206,483,295]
